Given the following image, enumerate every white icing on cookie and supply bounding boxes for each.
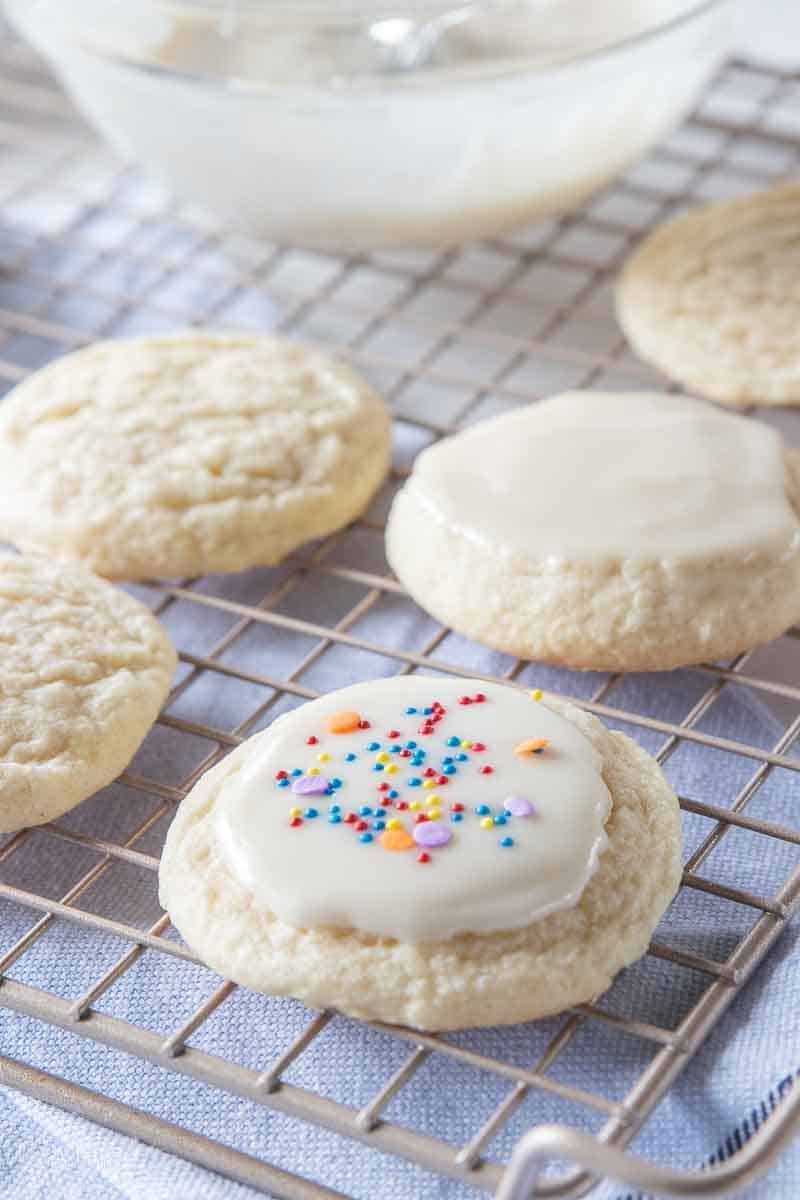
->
[213,678,611,943]
[403,392,800,563]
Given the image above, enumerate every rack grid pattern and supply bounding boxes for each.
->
[1,28,800,1200]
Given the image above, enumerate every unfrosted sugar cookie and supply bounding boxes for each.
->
[385,391,800,670]
[0,333,391,580]
[0,553,176,832]
[159,677,681,1030]
[616,181,800,406]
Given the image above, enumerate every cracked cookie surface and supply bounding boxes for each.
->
[0,553,176,831]
[0,333,391,579]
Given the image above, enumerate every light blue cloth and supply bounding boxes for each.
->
[1,609,798,1199]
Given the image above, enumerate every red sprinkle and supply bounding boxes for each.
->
[414,812,429,824]
[377,782,390,791]
[289,816,303,827]
[355,819,368,832]
[305,735,318,746]
[432,713,444,723]
[474,693,487,703]
[386,729,401,739]
[395,800,409,810]
[358,719,370,729]
[380,797,392,807]
[422,767,436,778]
[275,770,288,780]
[471,742,486,752]
[431,701,443,712]
[458,696,472,705]
[450,801,464,812]
[436,775,449,786]
[418,723,434,735]
[399,749,411,758]
[344,812,357,824]
[417,852,430,864]
[479,765,494,775]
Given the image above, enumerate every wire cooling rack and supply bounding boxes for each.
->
[1,25,800,1200]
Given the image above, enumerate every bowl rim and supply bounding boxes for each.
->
[14,0,732,94]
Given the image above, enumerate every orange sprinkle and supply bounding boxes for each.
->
[326,710,361,735]
[379,828,415,852]
[514,737,550,757]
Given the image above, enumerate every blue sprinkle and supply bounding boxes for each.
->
[358,805,372,816]
[494,814,507,826]
[329,814,341,824]
[456,753,468,762]
[277,778,290,788]
[329,804,341,814]
[372,820,386,831]
[373,763,384,772]
[290,768,303,777]
[408,778,422,788]
[475,804,491,816]
[500,836,514,848]
[390,744,402,753]
[442,764,457,775]
[442,755,454,764]
[344,752,357,762]
[411,755,425,765]
[359,832,373,844]
[324,786,334,796]
[450,812,464,823]
[405,707,417,715]
[423,707,433,715]
[330,778,343,789]
[366,741,380,751]
[303,808,318,819]
[405,740,417,749]
[446,735,460,747]
[388,789,399,800]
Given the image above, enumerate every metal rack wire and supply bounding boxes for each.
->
[0,26,799,1199]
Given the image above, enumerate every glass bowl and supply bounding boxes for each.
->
[6,0,733,251]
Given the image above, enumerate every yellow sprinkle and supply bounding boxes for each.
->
[289,806,301,817]
[317,752,330,763]
[428,809,441,821]
[460,740,472,749]
[422,779,436,790]
[384,763,398,775]
[376,751,390,763]
[409,800,421,812]
[386,818,402,831]
[426,794,440,805]
[530,688,543,701]
[480,817,494,830]
[308,767,320,776]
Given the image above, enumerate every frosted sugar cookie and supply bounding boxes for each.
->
[616,181,800,406]
[385,391,800,670]
[0,553,176,832]
[0,333,391,579]
[159,677,681,1030]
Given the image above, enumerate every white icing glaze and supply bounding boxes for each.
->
[213,678,611,943]
[405,392,800,563]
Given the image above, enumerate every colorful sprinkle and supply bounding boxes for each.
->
[277,777,290,788]
[373,763,384,772]
[405,707,417,715]
[450,802,464,812]
[515,737,550,757]
[329,813,341,824]
[344,812,357,824]
[367,741,381,751]
[409,801,421,812]
[358,719,370,729]
[406,740,417,749]
[474,693,487,703]
[291,775,329,796]
[388,789,399,800]
[329,804,341,814]
[385,764,398,775]
[422,779,436,790]
[289,806,301,817]
[480,817,494,830]
[381,828,415,851]
[359,832,374,844]
[414,812,429,824]
[460,740,471,749]
[475,804,491,816]
[289,816,303,827]
[275,770,288,780]
[493,814,507,826]
[355,819,368,832]
[456,753,468,762]
[417,852,430,864]
[378,782,390,791]
[317,752,330,763]
[345,752,357,762]
[386,729,401,739]
[471,742,486,752]
[479,765,494,775]
[330,777,343,789]
[451,812,464,823]
[442,764,457,775]
[358,805,372,816]
[458,696,472,705]
[408,778,422,788]
[504,796,535,817]
[413,820,452,848]
[372,819,386,831]
[303,807,319,819]
[306,736,318,746]
[530,689,543,701]
[500,836,514,847]
[326,710,361,735]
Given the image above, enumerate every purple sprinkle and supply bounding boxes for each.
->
[413,821,452,849]
[504,795,535,818]
[291,775,330,796]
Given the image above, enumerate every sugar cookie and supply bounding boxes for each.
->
[159,677,681,1030]
[0,553,175,832]
[0,333,391,579]
[385,391,800,670]
[616,181,800,406]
